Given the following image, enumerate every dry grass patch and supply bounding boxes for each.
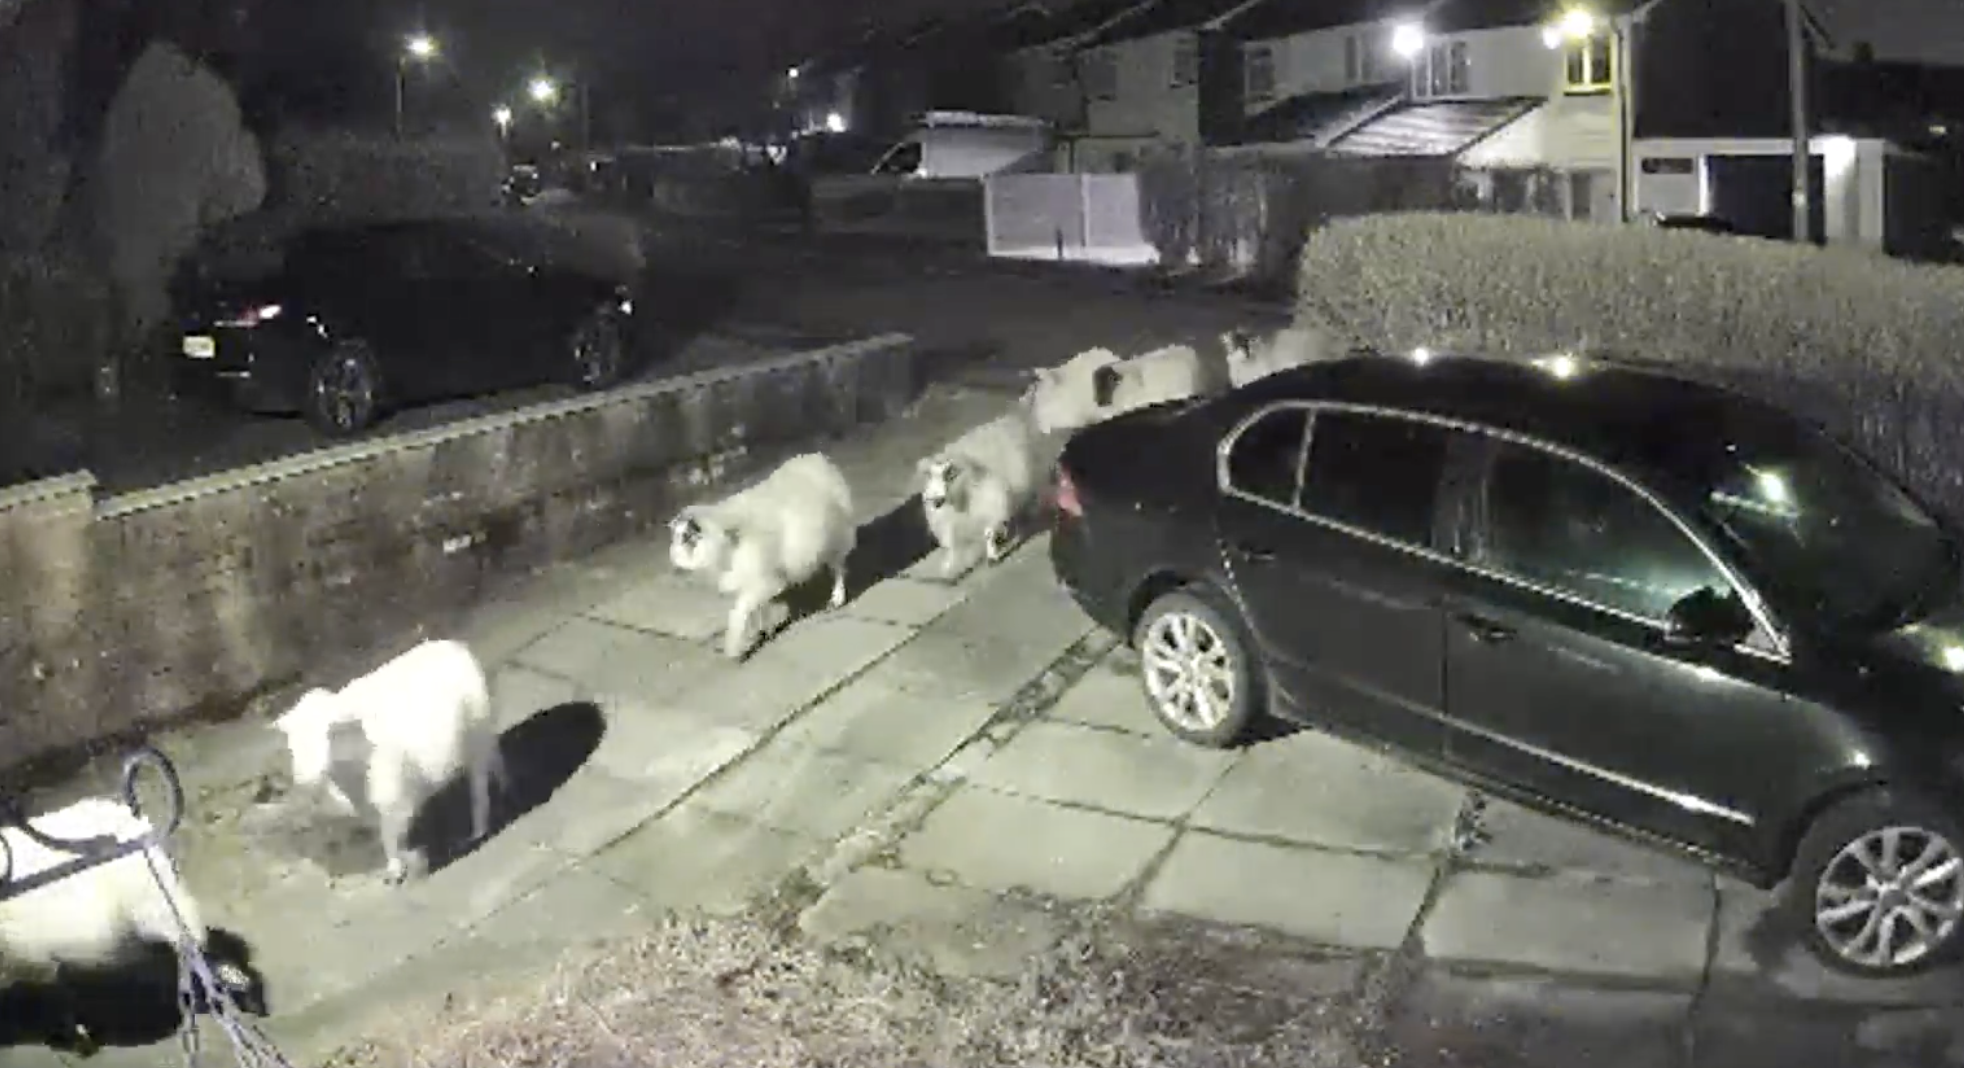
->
[327,911,1372,1068]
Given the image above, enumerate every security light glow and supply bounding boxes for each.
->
[405,34,437,60]
[824,111,846,133]
[492,105,513,128]
[1560,8,1596,37]
[529,76,559,104]
[1390,21,1425,59]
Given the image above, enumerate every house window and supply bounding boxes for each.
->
[1564,35,1613,93]
[1246,45,1276,104]
[1081,52,1118,100]
[1049,55,1075,91]
[1172,34,1199,88]
[1359,33,1380,82]
[1414,41,1469,98]
[1344,35,1359,83]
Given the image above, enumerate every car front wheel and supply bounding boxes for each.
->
[305,341,382,437]
[1132,586,1264,749]
[569,306,627,391]
[1788,788,1964,977]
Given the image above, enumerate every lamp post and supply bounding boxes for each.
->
[1784,0,1811,242]
[395,33,439,138]
[1391,20,1425,98]
[1544,8,1632,222]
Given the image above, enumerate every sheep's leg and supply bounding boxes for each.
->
[377,799,418,885]
[828,554,850,608]
[724,590,769,659]
[984,522,1013,564]
[469,750,495,842]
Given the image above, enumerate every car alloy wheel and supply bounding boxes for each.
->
[1813,825,1964,972]
[1132,587,1262,748]
[308,343,379,436]
[571,310,624,390]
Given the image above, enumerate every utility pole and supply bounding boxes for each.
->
[1786,0,1811,242]
[581,81,592,150]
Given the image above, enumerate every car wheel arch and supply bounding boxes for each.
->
[1773,777,1897,881]
[1124,571,1198,636]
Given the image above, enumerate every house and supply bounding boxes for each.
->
[1225,0,1860,239]
[997,0,1161,134]
[1066,0,1278,171]
[1225,0,1445,149]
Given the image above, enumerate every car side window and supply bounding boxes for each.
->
[1298,410,1450,547]
[1480,443,1734,621]
[1223,406,1309,506]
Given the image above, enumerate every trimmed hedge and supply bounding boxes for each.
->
[1296,212,1964,523]
[267,129,503,224]
[0,254,112,402]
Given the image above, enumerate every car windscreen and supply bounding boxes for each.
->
[1692,411,1953,631]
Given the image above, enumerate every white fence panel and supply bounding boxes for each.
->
[984,173,1159,267]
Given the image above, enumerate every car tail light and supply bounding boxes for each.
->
[1053,467,1083,519]
[217,303,282,328]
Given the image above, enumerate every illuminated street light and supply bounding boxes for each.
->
[493,104,513,130]
[824,111,846,133]
[1390,21,1426,60]
[405,33,438,60]
[1544,7,1596,47]
[529,76,559,104]
[787,65,800,79]
[395,34,441,137]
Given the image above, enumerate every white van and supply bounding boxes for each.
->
[867,111,1050,180]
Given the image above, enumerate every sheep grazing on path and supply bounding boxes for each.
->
[919,400,1044,577]
[0,797,251,1048]
[1025,346,1123,435]
[1222,324,1337,388]
[272,638,507,885]
[1088,342,1228,417]
[669,452,857,660]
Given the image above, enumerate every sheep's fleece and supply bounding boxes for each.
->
[668,452,857,658]
[919,403,1044,574]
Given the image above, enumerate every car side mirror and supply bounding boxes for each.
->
[1663,588,1754,648]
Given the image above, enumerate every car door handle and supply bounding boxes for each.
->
[1456,612,1516,644]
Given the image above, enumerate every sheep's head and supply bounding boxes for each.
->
[668,508,734,574]
[1090,364,1124,408]
[1223,329,1256,365]
[918,455,973,512]
[271,688,341,788]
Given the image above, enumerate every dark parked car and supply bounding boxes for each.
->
[1051,350,1964,978]
[174,217,636,435]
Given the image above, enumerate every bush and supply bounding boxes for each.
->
[0,254,113,403]
[1297,211,1964,523]
[267,128,502,225]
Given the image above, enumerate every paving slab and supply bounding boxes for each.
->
[879,627,1090,708]
[467,863,663,950]
[839,575,970,626]
[799,866,1069,979]
[666,614,917,733]
[586,806,822,916]
[1421,870,1715,983]
[771,665,1001,769]
[581,694,758,785]
[400,823,578,932]
[1139,830,1436,950]
[968,720,1236,822]
[899,785,1175,901]
[1708,877,1964,1006]
[511,616,728,700]
[225,874,463,1015]
[681,741,919,839]
[584,570,730,641]
[489,664,582,730]
[1469,799,1711,886]
[1045,654,1156,734]
[1190,729,1466,856]
[505,763,699,860]
[1387,968,1693,1068]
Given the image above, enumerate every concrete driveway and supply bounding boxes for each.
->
[13,384,1964,1068]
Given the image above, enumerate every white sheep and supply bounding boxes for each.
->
[1025,346,1123,435]
[1222,325,1336,388]
[0,796,249,1045]
[272,639,506,885]
[918,400,1044,577]
[669,452,857,660]
[1088,342,1228,417]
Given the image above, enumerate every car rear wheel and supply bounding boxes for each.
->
[1787,788,1964,977]
[305,341,382,437]
[1133,586,1264,749]
[569,306,626,391]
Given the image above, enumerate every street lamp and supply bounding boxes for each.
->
[395,33,440,137]
[493,104,513,140]
[824,111,846,134]
[1390,21,1426,60]
[529,76,559,105]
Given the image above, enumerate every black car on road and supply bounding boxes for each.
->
[174,217,636,435]
[1051,350,1964,978]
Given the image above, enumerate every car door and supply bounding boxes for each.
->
[1216,404,1460,757]
[413,230,534,396]
[1439,436,1795,860]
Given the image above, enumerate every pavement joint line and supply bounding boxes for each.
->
[1680,876,1729,1065]
[569,609,706,644]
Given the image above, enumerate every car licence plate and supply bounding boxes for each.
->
[182,335,216,359]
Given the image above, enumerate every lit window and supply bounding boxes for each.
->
[1172,35,1199,88]
[1564,35,1613,92]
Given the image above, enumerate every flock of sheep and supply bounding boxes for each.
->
[0,323,1326,1050]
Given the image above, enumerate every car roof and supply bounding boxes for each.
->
[1238,351,1812,496]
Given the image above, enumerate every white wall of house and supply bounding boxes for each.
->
[1417,26,1568,99]
[1080,30,1201,144]
[1460,95,1616,170]
[1241,20,1402,114]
